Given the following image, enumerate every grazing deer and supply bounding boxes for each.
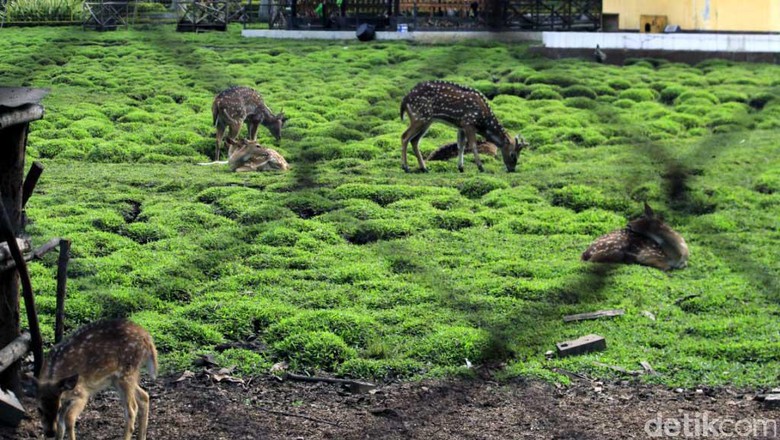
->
[227,138,289,172]
[35,319,157,440]
[582,203,689,271]
[212,86,288,160]
[427,140,498,161]
[400,80,527,173]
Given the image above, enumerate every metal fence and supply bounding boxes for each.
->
[244,0,600,31]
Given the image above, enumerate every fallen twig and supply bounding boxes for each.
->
[592,361,642,376]
[256,406,339,427]
[284,372,376,393]
[563,309,624,323]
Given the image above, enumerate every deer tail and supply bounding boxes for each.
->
[146,341,159,380]
[400,97,408,121]
[212,100,219,127]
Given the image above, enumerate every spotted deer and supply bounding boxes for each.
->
[400,80,527,173]
[227,138,289,172]
[582,203,689,271]
[35,319,158,440]
[212,86,288,160]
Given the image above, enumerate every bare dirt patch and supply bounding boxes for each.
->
[4,374,779,439]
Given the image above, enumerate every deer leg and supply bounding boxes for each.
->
[465,128,484,172]
[634,247,673,271]
[215,122,226,161]
[456,129,466,173]
[410,122,431,173]
[57,397,88,440]
[401,119,427,173]
[116,379,139,440]
[248,120,260,141]
[136,385,151,440]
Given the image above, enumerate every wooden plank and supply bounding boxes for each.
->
[0,387,25,427]
[21,161,44,208]
[0,195,43,378]
[0,332,30,374]
[556,334,606,357]
[55,239,71,344]
[563,309,624,323]
[0,87,49,108]
[0,104,44,130]
[0,237,60,273]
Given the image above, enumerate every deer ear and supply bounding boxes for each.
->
[643,202,655,218]
[58,374,79,391]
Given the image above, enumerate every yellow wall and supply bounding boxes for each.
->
[603,0,780,32]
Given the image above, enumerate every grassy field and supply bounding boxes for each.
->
[1,26,779,387]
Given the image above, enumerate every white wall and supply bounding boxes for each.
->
[543,32,780,53]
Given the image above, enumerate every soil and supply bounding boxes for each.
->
[3,372,779,440]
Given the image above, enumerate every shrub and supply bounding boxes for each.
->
[267,309,378,346]
[561,85,597,99]
[458,176,509,199]
[274,331,357,371]
[659,85,688,105]
[675,90,720,105]
[618,88,658,103]
[524,73,579,88]
[409,326,491,364]
[527,88,563,101]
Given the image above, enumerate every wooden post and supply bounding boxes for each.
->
[0,87,48,392]
[21,161,44,209]
[0,122,27,394]
[0,195,43,378]
[55,239,71,344]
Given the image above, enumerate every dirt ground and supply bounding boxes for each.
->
[4,371,779,440]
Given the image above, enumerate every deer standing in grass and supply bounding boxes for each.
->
[400,80,527,173]
[35,319,157,440]
[212,86,287,160]
[227,138,289,172]
[582,203,689,271]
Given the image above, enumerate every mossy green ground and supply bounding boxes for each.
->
[2,27,779,387]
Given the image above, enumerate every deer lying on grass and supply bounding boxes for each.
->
[582,203,689,271]
[35,319,158,440]
[427,140,498,161]
[212,86,288,161]
[400,80,527,173]
[227,138,289,172]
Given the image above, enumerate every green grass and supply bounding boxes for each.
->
[3,26,779,386]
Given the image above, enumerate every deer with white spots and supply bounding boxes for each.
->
[227,138,290,172]
[400,80,527,173]
[212,86,287,160]
[35,319,158,440]
[582,203,689,271]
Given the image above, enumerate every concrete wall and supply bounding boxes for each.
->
[542,32,780,52]
[603,0,780,32]
[543,32,780,52]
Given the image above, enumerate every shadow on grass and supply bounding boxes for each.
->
[373,241,618,366]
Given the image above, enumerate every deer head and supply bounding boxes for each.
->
[627,202,689,269]
[499,134,528,173]
[34,375,78,438]
[261,110,288,142]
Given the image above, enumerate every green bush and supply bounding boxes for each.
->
[458,176,509,199]
[273,331,357,371]
[618,88,658,103]
[561,85,597,99]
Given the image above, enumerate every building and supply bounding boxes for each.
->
[602,0,780,33]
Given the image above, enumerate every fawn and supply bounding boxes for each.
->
[35,319,158,440]
[400,80,527,173]
[427,140,498,161]
[582,203,689,271]
[212,86,288,161]
[227,138,289,172]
